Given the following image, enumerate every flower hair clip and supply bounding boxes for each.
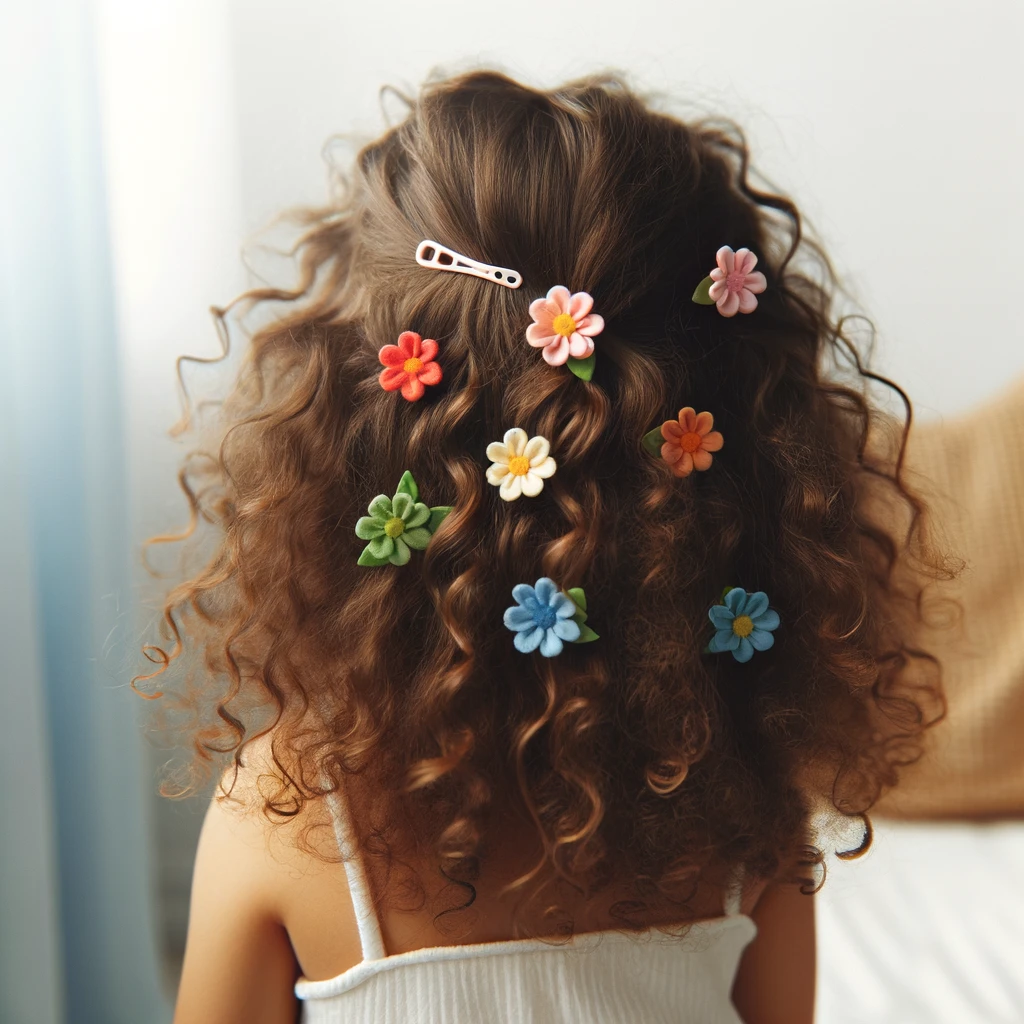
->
[355,471,452,566]
[504,578,599,657]
[526,286,605,381]
[378,331,443,401]
[707,587,780,662]
[692,246,767,317]
[486,428,556,501]
[642,407,723,477]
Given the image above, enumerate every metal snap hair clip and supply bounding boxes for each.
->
[415,240,522,290]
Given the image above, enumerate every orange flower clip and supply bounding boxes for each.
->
[378,331,442,401]
[642,407,724,477]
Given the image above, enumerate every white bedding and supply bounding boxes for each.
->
[816,819,1024,1024]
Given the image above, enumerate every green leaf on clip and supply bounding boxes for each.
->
[720,585,735,603]
[641,427,664,457]
[564,588,597,643]
[428,506,453,533]
[691,274,716,305]
[396,470,419,501]
[567,353,596,381]
[357,543,392,567]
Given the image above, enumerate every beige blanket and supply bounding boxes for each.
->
[877,378,1024,818]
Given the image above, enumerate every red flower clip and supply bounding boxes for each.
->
[378,331,442,402]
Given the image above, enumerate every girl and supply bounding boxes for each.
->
[152,71,945,1023]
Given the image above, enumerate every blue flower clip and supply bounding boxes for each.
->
[503,578,599,657]
[707,587,780,663]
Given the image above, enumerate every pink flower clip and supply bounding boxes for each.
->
[692,246,767,317]
[526,286,604,380]
[378,331,442,401]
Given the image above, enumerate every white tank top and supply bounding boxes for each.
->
[295,789,757,1023]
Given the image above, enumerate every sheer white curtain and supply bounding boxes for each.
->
[91,0,250,979]
[0,1,171,1021]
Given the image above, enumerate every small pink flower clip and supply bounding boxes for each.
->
[692,246,767,317]
[526,286,604,381]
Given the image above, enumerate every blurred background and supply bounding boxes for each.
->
[1,1,1021,1022]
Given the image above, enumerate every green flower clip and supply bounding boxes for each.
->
[355,471,452,567]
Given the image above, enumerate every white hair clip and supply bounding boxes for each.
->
[415,240,522,290]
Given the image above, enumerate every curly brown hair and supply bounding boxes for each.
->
[141,70,946,929]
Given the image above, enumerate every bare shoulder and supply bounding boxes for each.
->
[208,731,339,879]
[173,733,361,1023]
[732,881,816,1024]
[223,732,364,975]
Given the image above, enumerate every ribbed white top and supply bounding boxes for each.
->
[295,787,756,1024]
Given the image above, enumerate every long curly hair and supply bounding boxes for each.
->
[141,70,947,930]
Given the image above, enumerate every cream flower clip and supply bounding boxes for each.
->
[486,428,557,501]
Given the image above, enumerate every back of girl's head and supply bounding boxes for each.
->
[146,70,945,919]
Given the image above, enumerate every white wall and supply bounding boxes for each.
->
[100,0,1023,458]
[226,0,1024,421]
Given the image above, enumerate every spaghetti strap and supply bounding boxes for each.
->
[723,866,744,917]
[324,786,388,962]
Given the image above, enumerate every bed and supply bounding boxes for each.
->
[816,818,1024,1023]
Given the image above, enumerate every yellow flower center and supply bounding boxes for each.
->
[679,430,703,453]
[384,516,406,538]
[508,455,531,476]
[732,615,754,638]
[403,357,423,374]
[551,313,577,337]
